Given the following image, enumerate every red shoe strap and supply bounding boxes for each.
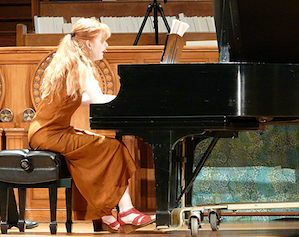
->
[119,208,151,225]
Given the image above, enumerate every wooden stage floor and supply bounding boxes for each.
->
[4,220,299,237]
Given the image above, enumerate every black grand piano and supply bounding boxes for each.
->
[90,0,299,227]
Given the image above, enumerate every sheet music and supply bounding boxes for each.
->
[161,19,189,63]
[170,19,189,37]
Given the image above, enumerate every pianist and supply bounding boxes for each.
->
[28,18,155,233]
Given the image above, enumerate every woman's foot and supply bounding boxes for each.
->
[118,208,155,234]
[93,213,122,233]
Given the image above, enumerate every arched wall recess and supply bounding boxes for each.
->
[30,50,116,110]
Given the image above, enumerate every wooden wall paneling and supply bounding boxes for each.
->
[138,138,156,212]
[0,128,3,150]
[104,45,219,64]
[122,136,142,210]
[39,1,213,20]
[181,46,219,63]
[1,1,216,46]
[0,64,35,129]
[16,25,216,47]
[0,67,6,111]
[25,188,69,222]
[0,32,16,47]
[0,1,33,46]
[4,128,28,150]
[16,24,27,47]
[0,47,54,130]
[105,46,164,64]
[31,0,39,20]
[15,0,216,47]
[0,2,32,20]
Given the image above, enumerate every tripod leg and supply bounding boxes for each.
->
[134,4,153,45]
[157,3,171,33]
[153,3,159,45]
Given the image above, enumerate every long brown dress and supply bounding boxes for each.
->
[28,82,136,220]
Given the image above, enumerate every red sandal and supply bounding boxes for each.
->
[93,213,123,233]
[118,208,155,234]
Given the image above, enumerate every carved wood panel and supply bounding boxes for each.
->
[31,50,117,110]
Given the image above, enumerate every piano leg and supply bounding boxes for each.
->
[151,131,173,227]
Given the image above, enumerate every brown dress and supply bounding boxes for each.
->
[28,83,136,220]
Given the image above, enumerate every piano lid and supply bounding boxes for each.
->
[212,0,299,63]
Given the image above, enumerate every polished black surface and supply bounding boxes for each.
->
[90,63,299,132]
[212,0,299,63]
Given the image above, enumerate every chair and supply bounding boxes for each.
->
[0,149,72,234]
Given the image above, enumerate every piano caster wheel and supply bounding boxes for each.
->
[189,210,203,237]
[189,216,200,237]
[209,211,220,231]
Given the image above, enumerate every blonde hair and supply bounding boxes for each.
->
[41,18,111,102]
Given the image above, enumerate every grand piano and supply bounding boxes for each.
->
[90,0,299,228]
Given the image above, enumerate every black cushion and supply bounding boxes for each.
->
[0,149,69,184]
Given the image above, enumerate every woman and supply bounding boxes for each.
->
[28,18,154,234]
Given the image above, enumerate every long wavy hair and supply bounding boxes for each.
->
[41,18,111,102]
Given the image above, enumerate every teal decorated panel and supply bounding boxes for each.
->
[192,125,299,221]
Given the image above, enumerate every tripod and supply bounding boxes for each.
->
[134,0,171,45]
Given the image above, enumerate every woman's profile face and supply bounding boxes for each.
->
[87,32,108,61]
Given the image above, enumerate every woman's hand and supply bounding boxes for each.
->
[82,74,116,104]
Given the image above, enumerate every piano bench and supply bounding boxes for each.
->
[0,149,72,235]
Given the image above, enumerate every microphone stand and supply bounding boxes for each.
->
[134,0,170,45]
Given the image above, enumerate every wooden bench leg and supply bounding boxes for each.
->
[65,187,72,233]
[0,183,8,234]
[18,188,26,232]
[48,183,58,235]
